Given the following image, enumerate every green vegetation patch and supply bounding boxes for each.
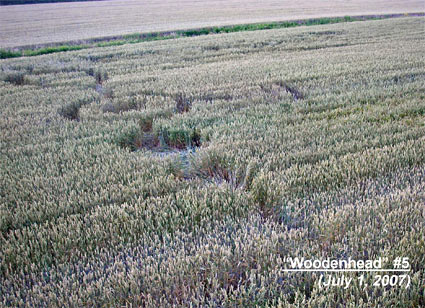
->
[117,125,202,152]
[2,71,26,85]
[117,111,202,152]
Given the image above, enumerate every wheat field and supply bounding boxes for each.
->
[1,0,424,48]
[1,16,425,306]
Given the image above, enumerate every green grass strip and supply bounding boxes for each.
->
[0,13,423,59]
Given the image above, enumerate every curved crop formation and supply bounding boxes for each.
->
[1,16,424,307]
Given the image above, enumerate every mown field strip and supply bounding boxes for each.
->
[1,0,424,48]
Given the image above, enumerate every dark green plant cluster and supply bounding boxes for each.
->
[139,115,154,132]
[118,125,202,152]
[3,71,26,85]
[24,45,85,56]
[57,97,97,121]
[175,93,192,113]
[0,49,21,59]
[159,127,202,150]
[189,150,234,183]
[0,45,85,59]
[94,68,108,85]
[117,127,142,151]
[117,111,202,152]
[57,100,84,121]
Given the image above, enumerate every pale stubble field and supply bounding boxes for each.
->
[0,0,424,48]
